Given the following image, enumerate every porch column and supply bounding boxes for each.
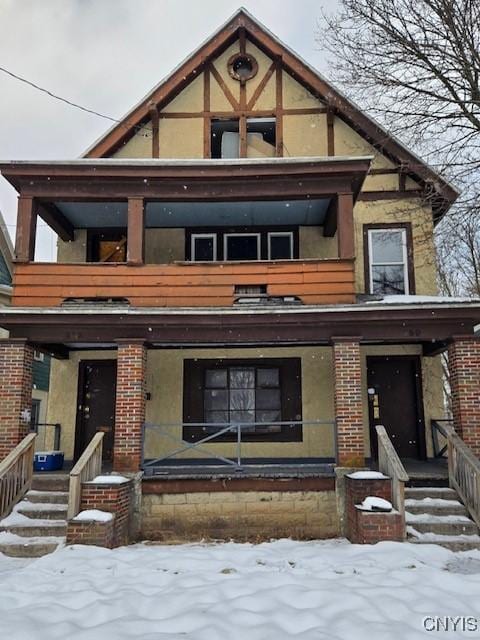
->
[332,337,364,467]
[127,197,145,265]
[337,192,354,259]
[113,340,147,472]
[0,339,33,459]
[448,336,480,456]
[15,196,37,263]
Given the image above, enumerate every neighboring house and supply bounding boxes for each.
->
[0,10,479,540]
[0,210,13,315]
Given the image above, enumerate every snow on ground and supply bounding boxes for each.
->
[0,539,480,640]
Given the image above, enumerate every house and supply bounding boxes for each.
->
[1,9,479,542]
[0,210,13,315]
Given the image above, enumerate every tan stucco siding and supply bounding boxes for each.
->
[211,42,241,106]
[282,73,323,109]
[57,229,87,263]
[162,75,203,113]
[145,229,185,263]
[158,118,204,158]
[113,127,153,158]
[299,226,337,259]
[353,199,437,295]
[283,113,328,157]
[334,117,396,170]
[245,41,276,110]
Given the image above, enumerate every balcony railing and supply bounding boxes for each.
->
[12,259,355,307]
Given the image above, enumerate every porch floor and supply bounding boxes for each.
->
[142,461,335,479]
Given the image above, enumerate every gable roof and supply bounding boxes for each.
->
[83,7,457,218]
[0,210,13,286]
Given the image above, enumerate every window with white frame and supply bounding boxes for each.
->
[268,231,293,260]
[224,233,261,261]
[191,234,217,262]
[367,228,409,295]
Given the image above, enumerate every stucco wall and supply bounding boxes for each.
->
[57,230,87,263]
[145,229,184,263]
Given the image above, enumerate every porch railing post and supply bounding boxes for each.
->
[236,425,242,467]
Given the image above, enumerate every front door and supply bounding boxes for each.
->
[75,360,117,461]
[367,356,425,460]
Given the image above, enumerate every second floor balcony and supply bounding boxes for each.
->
[1,156,371,308]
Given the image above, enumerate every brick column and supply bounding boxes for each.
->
[333,338,364,467]
[0,339,34,459]
[448,336,480,456]
[114,340,147,472]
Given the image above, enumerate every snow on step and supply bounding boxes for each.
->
[406,511,471,524]
[404,497,467,516]
[405,487,457,501]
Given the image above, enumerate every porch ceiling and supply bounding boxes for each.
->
[54,198,331,228]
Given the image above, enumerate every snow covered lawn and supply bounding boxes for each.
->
[1,539,480,639]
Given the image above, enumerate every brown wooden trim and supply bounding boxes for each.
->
[36,202,74,242]
[157,107,327,118]
[210,64,240,110]
[148,102,159,158]
[203,68,211,159]
[327,109,335,156]
[239,114,247,157]
[247,62,276,110]
[127,198,145,265]
[357,190,423,201]
[366,355,426,460]
[369,168,400,175]
[239,27,246,56]
[337,193,354,259]
[283,107,328,116]
[323,198,337,238]
[275,60,283,157]
[399,170,407,191]
[363,222,416,295]
[142,476,335,493]
[15,196,36,263]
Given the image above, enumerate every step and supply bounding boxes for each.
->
[408,537,480,552]
[2,522,67,537]
[405,487,457,501]
[25,490,69,504]
[406,519,478,536]
[17,504,68,520]
[31,475,69,492]
[0,541,60,558]
[404,498,468,517]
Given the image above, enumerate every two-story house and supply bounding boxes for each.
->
[1,10,480,541]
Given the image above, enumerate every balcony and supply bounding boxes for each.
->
[12,258,355,307]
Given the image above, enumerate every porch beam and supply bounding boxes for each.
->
[337,192,355,259]
[15,196,37,263]
[127,197,145,265]
[36,202,74,242]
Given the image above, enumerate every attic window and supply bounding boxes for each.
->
[228,54,258,82]
[211,119,240,158]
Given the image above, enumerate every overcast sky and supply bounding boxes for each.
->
[0,0,339,258]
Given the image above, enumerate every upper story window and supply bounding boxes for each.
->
[187,228,297,262]
[191,234,217,262]
[224,233,260,261]
[210,117,276,159]
[366,226,411,295]
[268,232,293,260]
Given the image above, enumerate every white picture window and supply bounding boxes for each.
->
[268,232,293,260]
[191,234,217,262]
[224,233,261,261]
[368,228,409,295]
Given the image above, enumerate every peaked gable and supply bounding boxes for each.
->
[83,8,457,218]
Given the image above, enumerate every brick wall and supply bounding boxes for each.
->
[448,337,480,456]
[80,479,132,546]
[333,339,364,467]
[345,474,404,543]
[66,518,115,547]
[142,489,339,542]
[114,341,146,472]
[0,339,33,459]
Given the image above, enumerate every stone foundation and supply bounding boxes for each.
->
[141,489,339,542]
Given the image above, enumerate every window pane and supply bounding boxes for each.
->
[204,389,228,410]
[230,389,255,411]
[205,411,229,424]
[205,369,227,388]
[257,368,279,388]
[372,265,406,295]
[194,237,215,261]
[256,410,281,423]
[269,234,292,260]
[230,410,255,423]
[371,230,404,263]
[229,368,255,388]
[256,389,281,410]
[226,236,259,261]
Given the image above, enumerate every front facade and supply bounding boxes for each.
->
[1,10,480,540]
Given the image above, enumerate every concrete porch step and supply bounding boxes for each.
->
[17,503,68,520]
[2,522,67,538]
[408,537,480,552]
[0,541,61,558]
[405,487,457,501]
[404,498,468,517]
[25,490,69,504]
[31,474,69,492]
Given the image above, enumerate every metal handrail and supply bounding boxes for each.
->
[142,420,337,470]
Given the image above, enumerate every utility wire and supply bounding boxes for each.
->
[0,64,151,136]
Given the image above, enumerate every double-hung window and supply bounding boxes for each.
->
[191,234,217,262]
[367,227,410,295]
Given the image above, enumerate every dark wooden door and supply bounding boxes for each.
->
[75,360,117,461]
[367,356,425,460]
